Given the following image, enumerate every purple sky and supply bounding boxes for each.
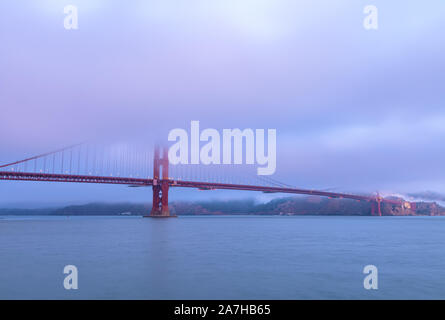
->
[1,1,445,206]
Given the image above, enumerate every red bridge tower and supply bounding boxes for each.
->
[147,146,176,218]
[370,195,382,216]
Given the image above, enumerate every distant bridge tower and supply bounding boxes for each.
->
[148,146,175,218]
[370,194,382,216]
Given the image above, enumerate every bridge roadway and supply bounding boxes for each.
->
[0,170,403,205]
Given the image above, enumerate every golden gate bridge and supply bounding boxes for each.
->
[0,144,413,217]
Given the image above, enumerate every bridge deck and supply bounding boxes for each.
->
[0,171,404,205]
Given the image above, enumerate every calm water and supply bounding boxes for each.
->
[0,215,444,299]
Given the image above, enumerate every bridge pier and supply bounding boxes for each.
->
[145,146,176,218]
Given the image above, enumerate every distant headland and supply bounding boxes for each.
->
[1,196,444,216]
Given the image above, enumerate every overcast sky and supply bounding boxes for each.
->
[1,1,444,206]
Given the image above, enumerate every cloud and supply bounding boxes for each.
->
[406,191,445,204]
[0,0,445,204]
